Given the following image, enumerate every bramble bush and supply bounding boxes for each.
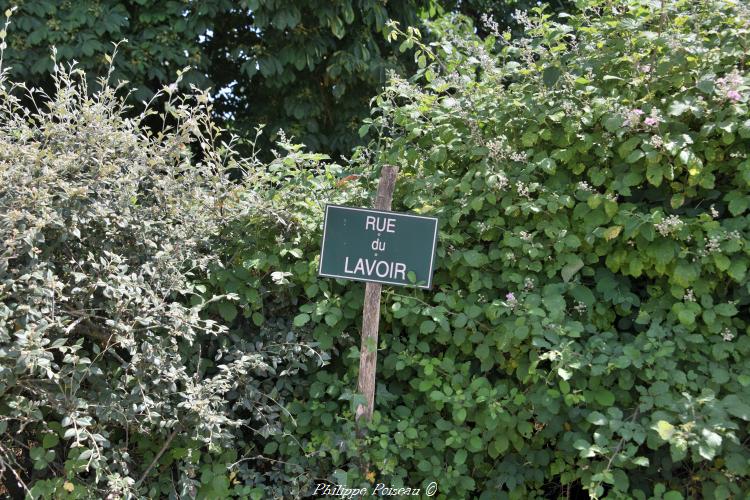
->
[240,0,750,498]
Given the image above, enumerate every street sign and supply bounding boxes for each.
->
[318,204,438,289]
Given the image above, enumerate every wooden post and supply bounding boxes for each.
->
[355,165,398,430]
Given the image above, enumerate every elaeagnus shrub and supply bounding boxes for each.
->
[0,28,325,497]
[262,1,750,498]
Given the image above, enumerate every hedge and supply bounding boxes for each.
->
[1,0,749,498]
[0,39,325,496]
[248,1,750,498]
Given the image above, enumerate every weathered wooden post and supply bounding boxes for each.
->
[317,165,438,434]
[355,165,398,428]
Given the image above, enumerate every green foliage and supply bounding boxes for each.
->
[3,0,750,497]
[204,0,428,157]
[0,0,225,100]
[0,43,323,496]
[0,0,573,159]
[243,1,749,498]
[0,0,426,158]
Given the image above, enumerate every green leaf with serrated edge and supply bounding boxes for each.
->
[654,420,675,440]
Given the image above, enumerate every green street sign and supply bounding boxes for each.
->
[318,205,439,289]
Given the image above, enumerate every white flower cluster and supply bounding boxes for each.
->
[722,328,735,342]
[699,230,742,256]
[487,139,527,164]
[510,151,529,162]
[480,13,501,37]
[512,9,534,30]
[655,214,684,237]
[705,235,722,254]
[469,121,484,145]
[519,230,534,242]
[649,135,664,149]
[683,289,695,302]
[517,181,532,199]
[488,171,509,191]
[562,101,577,115]
[524,277,535,291]
[487,139,504,161]
[625,108,644,127]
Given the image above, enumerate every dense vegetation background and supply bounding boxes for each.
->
[1,0,749,498]
[0,0,570,157]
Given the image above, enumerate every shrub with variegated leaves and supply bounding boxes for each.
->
[0,24,324,497]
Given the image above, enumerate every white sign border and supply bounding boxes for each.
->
[318,204,439,289]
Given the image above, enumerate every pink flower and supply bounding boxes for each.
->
[505,292,518,308]
[727,90,742,102]
[717,70,743,103]
[644,116,659,127]
[626,108,644,127]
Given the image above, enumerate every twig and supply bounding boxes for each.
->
[0,445,31,497]
[134,428,178,489]
[605,408,640,471]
